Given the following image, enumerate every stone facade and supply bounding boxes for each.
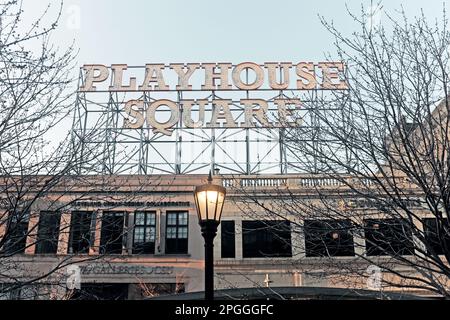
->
[0,174,443,299]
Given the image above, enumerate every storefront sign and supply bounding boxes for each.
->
[73,201,191,208]
[80,265,174,275]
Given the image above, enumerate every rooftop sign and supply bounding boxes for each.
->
[80,62,348,92]
[78,62,348,136]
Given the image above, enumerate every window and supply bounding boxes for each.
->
[423,218,450,256]
[242,220,292,258]
[304,219,355,257]
[69,283,129,300]
[2,211,30,255]
[0,284,21,300]
[165,211,188,254]
[221,220,235,258]
[0,284,39,300]
[68,211,93,254]
[35,211,61,254]
[133,211,156,254]
[365,219,414,256]
[100,212,125,254]
[130,283,185,299]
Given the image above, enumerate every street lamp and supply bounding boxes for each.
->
[193,171,226,301]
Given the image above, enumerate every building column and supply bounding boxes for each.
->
[413,216,426,258]
[90,210,102,255]
[289,218,305,287]
[354,229,366,257]
[291,222,305,259]
[293,270,303,287]
[187,208,196,256]
[126,211,135,255]
[121,211,130,255]
[57,211,71,255]
[0,211,6,249]
[235,218,243,259]
[158,209,166,254]
[25,211,39,254]
[155,209,163,254]
[214,220,221,259]
[353,221,366,261]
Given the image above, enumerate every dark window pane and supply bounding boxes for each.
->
[2,211,30,255]
[167,213,177,225]
[178,212,188,225]
[423,218,450,256]
[242,220,292,258]
[221,221,235,258]
[166,238,188,254]
[68,211,93,254]
[147,214,156,225]
[145,227,155,242]
[132,212,155,254]
[135,212,145,225]
[100,212,124,254]
[365,219,414,256]
[304,219,355,257]
[0,284,38,300]
[125,283,185,300]
[0,284,21,300]
[166,227,176,239]
[69,283,128,300]
[165,211,188,254]
[132,238,155,254]
[35,211,61,254]
[178,227,188,239]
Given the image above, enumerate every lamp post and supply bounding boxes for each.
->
[193,171,226,301]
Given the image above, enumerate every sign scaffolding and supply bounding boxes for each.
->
[70,62,351,175]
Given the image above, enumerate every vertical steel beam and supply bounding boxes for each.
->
[175,91,183,174]
[245,68,251,175]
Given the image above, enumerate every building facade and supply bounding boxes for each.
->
[0,174,445,300]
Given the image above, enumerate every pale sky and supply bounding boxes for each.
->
[21,0,447,66]
[15,0,449,174]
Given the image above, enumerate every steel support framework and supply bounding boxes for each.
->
[70,65,352,175]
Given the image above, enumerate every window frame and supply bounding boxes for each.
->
[35,211,61,255]
[2,210,30,255]
[364,218,414,257]
[242,220,292,258]
[221,220,236,258]
[165,211,189,255]
[68,211,93,254]
[99,211,126,255]
[423,217,450,256]
[304,219,356,258]
[132,211,157,255]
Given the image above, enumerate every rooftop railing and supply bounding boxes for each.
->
[221,175,412,191]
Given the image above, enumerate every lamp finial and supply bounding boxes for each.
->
[208,170,213,184]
